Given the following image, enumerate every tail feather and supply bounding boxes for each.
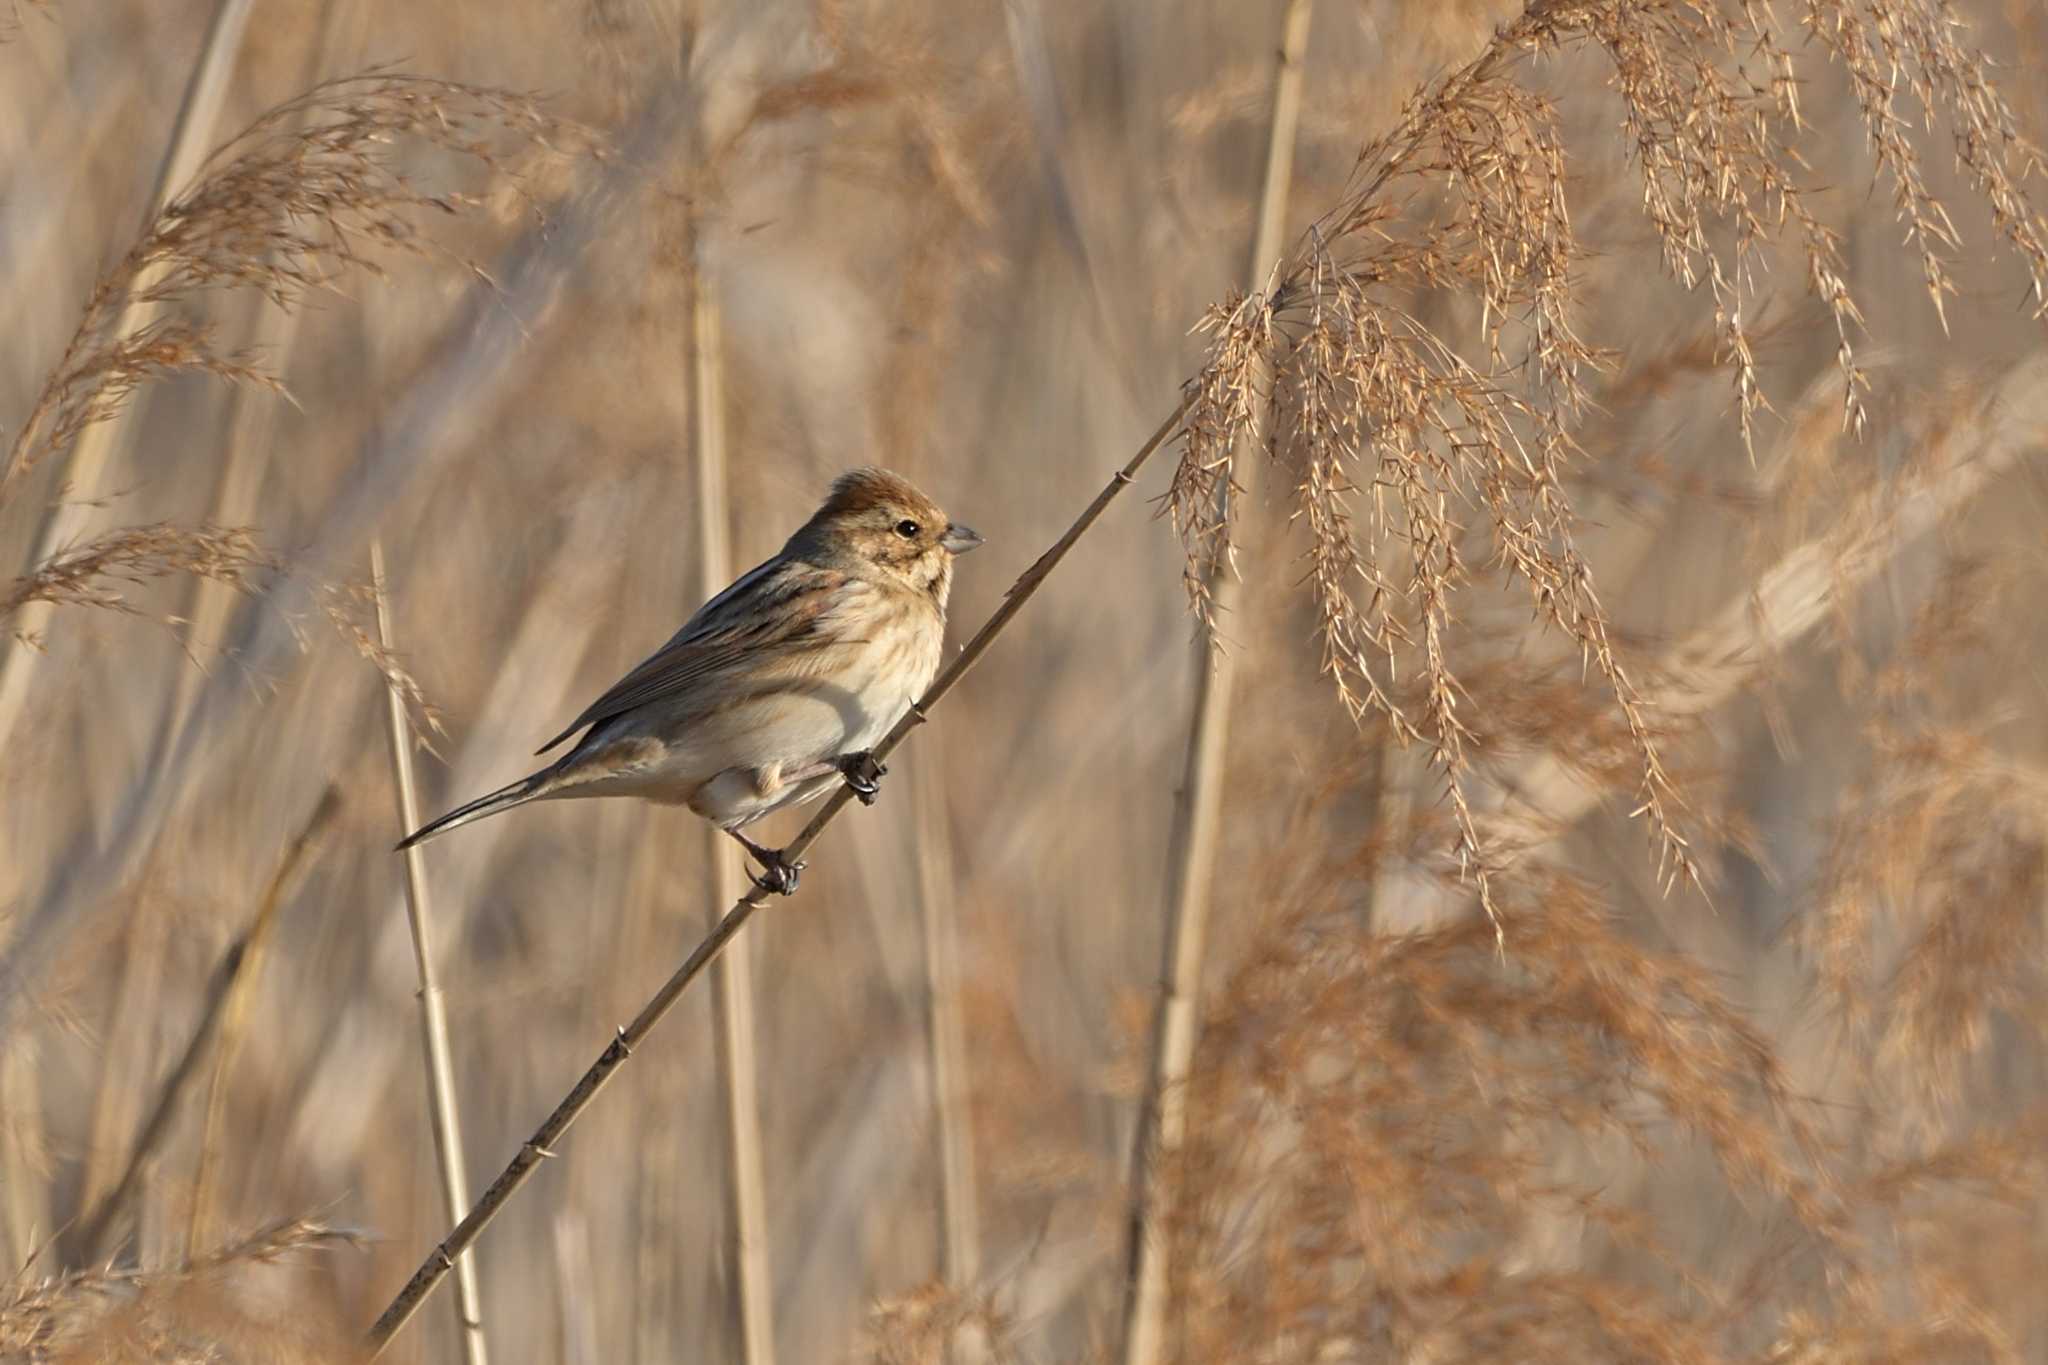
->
[396,772,548,851]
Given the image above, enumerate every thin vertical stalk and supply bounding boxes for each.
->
[372,540,492,1365]
[911,733,985,1363]
[628,820,688,1365]
[690,246,778,1365]
[552,1211,599,1365]
[0,0,257,749]
[0,1037,42,1273]
[1119,6,1314,1364]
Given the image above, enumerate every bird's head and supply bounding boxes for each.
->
[799,467,983,608]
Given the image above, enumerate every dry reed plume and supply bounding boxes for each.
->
[1169,0,2048,922]
[1139,0,2048,1354]
[1,1218,361,1364]
[2,71,582,648]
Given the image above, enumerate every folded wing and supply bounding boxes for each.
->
[534,559,851,753]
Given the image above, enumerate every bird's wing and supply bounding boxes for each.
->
[534,559,853,754]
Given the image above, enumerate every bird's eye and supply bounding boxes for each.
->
[895,519,921,539]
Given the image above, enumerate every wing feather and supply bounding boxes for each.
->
[534,560,851,753]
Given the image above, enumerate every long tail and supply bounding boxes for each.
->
[396,771,549,851]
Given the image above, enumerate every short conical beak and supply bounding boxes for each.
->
[940,523,984,554]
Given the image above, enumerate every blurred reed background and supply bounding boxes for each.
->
[4,0,2048,1361]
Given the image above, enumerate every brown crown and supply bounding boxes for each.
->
[817,467,944,522]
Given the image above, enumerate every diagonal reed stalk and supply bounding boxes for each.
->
[688,242,778,1365]
[71,783,338,1262]
[117,18,360,1246]
[363,396,1194,1356]
[1120,5,1313,1363]
[1480,354,2048,869]
[0,0,255,750]
[183,786,341,1256]
[162,0,359,749]
[6,0,259,1259]
[371,539,492,1365]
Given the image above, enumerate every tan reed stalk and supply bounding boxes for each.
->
[4,0,261,1259]
[0,0,256,749]
[73,868,177,1248]
[630,1113,680,1361]
[363,396,1195,1356]
[185,784,342,1254]
[72,784,336,1261]
[1001,0,1142,411]
[689,247,779,1365]
[909,728,985,1364]
[164,0,357,747]
[0,1032,45,1274]
[1481,353,2048,869]
[161,299,294,722]
[371,538,492,1365]
[1120,6,1314,1363]
[913,739,975,1279]
[552,1210,598,1365]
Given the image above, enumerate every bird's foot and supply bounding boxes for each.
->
[746,848,805,897]
[729,831,805,896]
[837,751,888,807]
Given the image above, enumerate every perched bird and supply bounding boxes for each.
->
[397,467,983,893]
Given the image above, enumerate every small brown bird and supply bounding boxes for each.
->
[398,468,982,893]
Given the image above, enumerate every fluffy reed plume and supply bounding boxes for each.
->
[0,72,583,624]
[860,1284,1014,1365]
[1167,0,2048,920]
[2,523,268,630]
[1806,554,2048,1126]
[1,1217,360,1364]
[317,576,445,751]
[1161,787,2048,1362]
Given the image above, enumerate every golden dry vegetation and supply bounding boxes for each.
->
[4,0,2048,1361]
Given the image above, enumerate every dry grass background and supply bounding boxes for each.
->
[4,0,2048,1361]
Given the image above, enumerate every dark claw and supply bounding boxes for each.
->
[747,849,805,897]
[836,751,889,807]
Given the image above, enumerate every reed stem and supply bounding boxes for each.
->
[1120,6,1314,1362]
[689,236,778,1365]
[373,539,492,1365]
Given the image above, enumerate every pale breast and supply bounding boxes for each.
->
[627,583,941,779]
[831,595,944,753]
